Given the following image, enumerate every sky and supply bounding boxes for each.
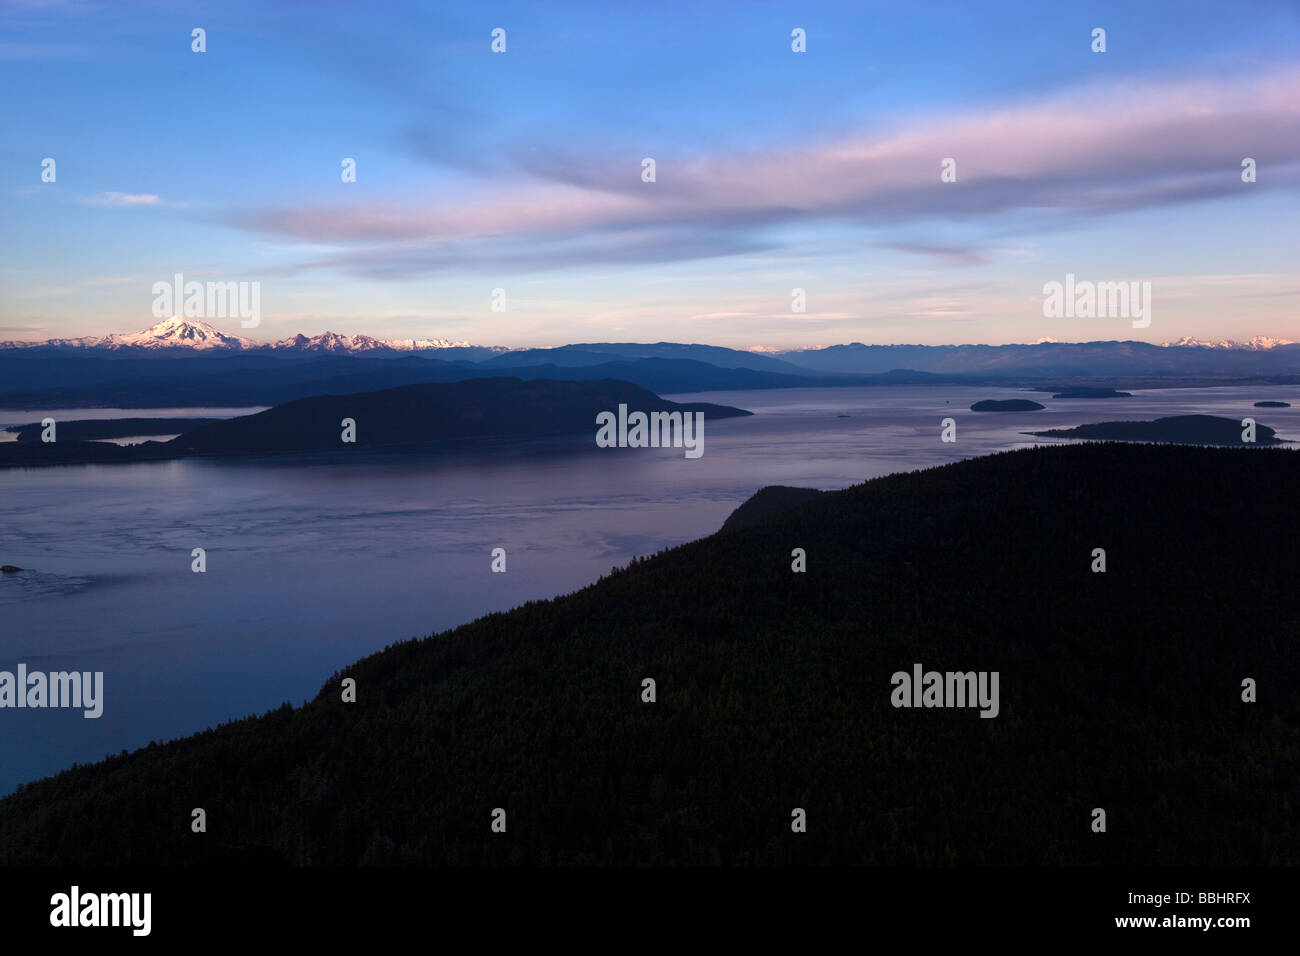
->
[1,0,1298,349]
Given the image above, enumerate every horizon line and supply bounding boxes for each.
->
[1,318,1295,354]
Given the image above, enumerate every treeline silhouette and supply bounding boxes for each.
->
[1,442,1296,865]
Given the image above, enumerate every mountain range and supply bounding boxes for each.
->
[4,320,1300,410]
[1160,335,1294,350]
[0,317,482,355]
[4,319,1297,362]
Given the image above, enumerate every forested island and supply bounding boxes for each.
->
[1030,414,1283,445]
[970,399,1045,412]
[1,442,1295,866]
[0,378,750,468]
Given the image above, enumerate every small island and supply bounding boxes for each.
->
[1253,401,1291,408]
[971,399,1045,412]
[1,565,22,573]
[1030,414,1283,446]
[1050,387,1132,399]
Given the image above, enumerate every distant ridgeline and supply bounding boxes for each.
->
[0,378,750,468]
[5,335,1300,412]
[1,442,1295,865]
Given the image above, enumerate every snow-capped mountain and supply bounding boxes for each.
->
[1161,335,1295,350]
[107,316,257,350]
[274,331,475,352]
[272,332,392,353]
[0,318,255,351]
[383,337,470,351]
[0,319,479,354]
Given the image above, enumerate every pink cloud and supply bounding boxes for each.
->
[228,66,1300,273]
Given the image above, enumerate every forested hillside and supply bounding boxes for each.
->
[1,442,1295,865]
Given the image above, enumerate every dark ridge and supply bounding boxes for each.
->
[720,485,826,533]
[1,442,1296,866]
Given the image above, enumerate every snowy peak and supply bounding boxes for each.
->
[276,332,394,353]
[383,337,469,350]
[103,317,257,350]
[1161,335,1295,350]
[0,318,257,351]
[270,331,473,353]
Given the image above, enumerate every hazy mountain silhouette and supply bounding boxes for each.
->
[5,339,1300,410]
[778,340,1300,377]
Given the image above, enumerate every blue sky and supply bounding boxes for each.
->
[1,0,1297,347]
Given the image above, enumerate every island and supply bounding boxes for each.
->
[1030,414,1283,446]
[970,399,1045,412]
[0,378,752,468]
[1253,401,1291,408]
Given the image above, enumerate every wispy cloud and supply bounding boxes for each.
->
[876,242,991,267]
[79,191,163,208]
[225,66,1300,280]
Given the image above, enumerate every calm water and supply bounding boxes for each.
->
[0,385,1294,793]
